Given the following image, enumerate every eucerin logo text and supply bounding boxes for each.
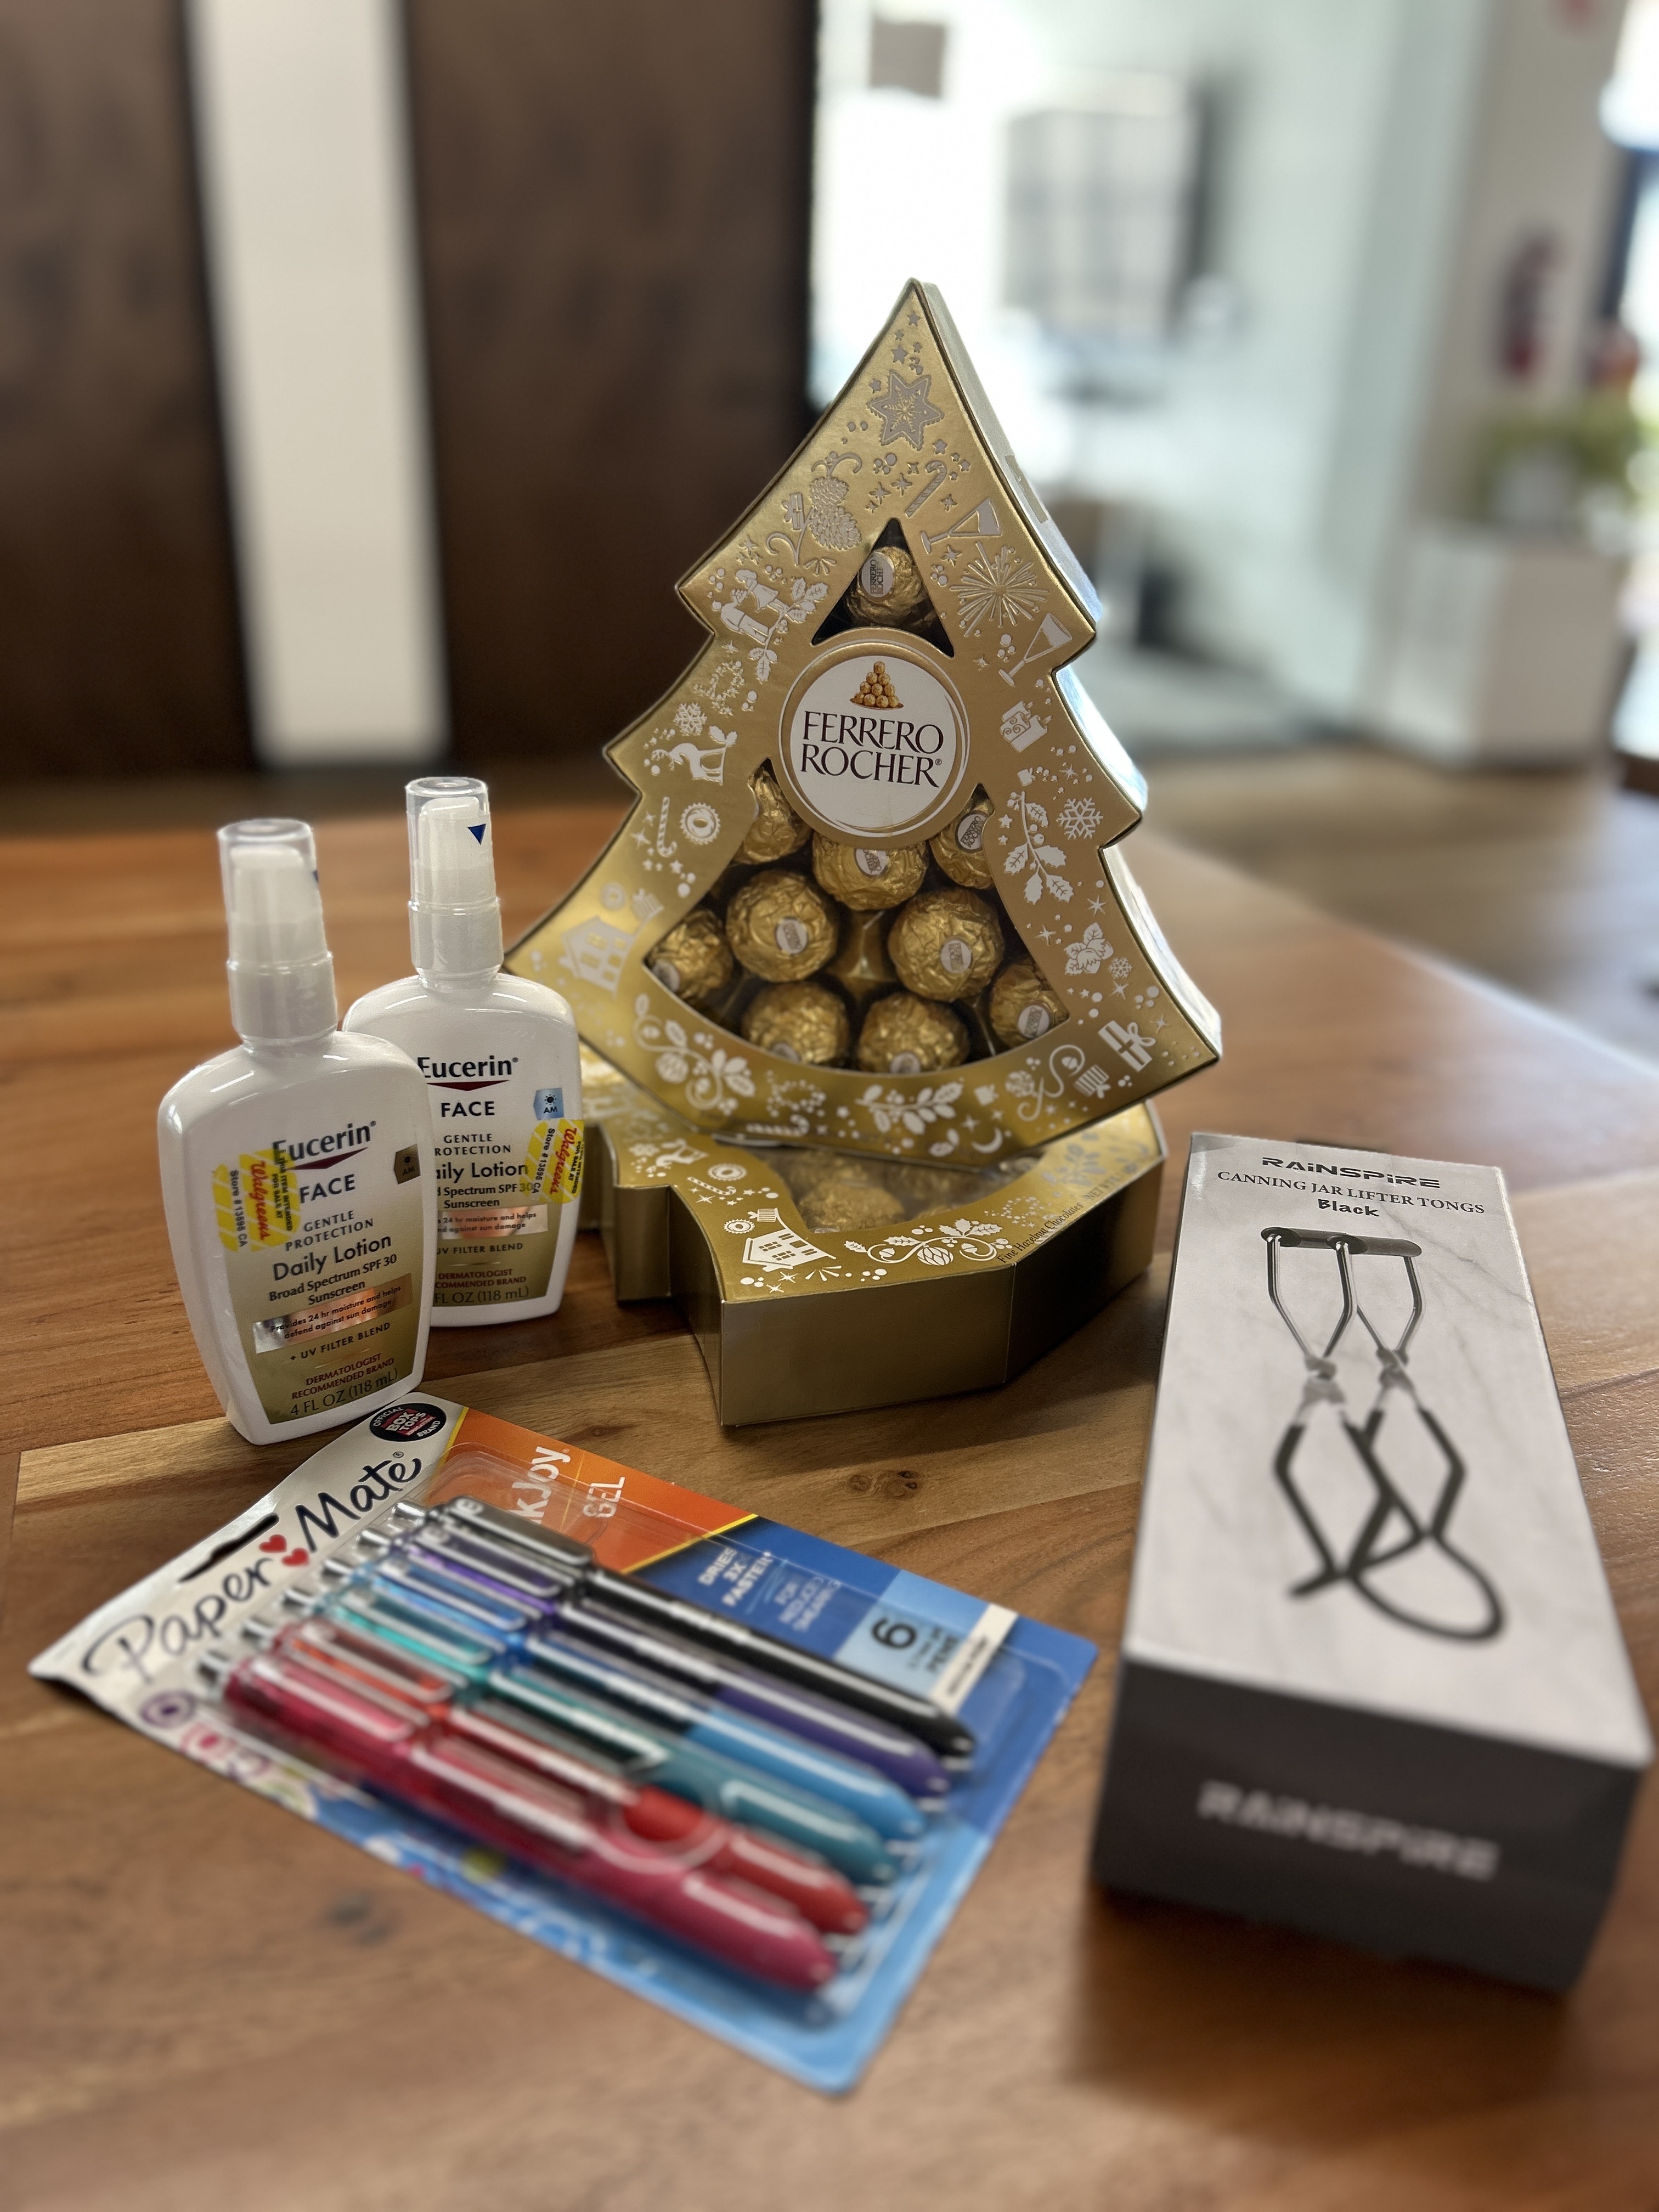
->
[274,1122,375,1167]
[1197,1779,1499,1880]
[417,1056,518,1086]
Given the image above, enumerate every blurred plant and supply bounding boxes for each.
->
[1474,391,1643,536]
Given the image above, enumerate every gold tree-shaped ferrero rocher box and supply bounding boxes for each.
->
[509,281,1219,1166]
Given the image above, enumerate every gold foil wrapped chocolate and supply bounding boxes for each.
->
[856,991,968,1075]
[823,909,897,1013]
[843,543,930,629]
[799,1176,907,1232]
[811,835,927,912]
[989,957,1066,1047]
[646,907,735,1009]
[741,981,850,1065]
[738,766,810,865]
[930,795,993,890]
[725,868,839,981]
[888,887,1003,1002]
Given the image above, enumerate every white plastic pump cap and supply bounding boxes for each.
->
[407,775,503,978]
[218,819,337,1043]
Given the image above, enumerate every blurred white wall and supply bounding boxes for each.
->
[187,0,446,766]
[814,0,1627,724]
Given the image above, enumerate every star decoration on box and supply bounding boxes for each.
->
[869,367,945,450]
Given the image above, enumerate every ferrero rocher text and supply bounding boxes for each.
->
[811,835,927,911]
[725,869,839,981]
[647,908,735,1009]
[741,981,850,1065]
[856,991,968,1074]
[989,957,1066,1046]
[888,887,1003,1001]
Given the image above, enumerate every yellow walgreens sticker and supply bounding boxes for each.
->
[521,1118,584,1205]
[213,1149,300,1250]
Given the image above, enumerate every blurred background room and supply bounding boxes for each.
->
[4,0,1659,1060]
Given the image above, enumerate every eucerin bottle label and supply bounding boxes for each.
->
[419,1053,583,1309]
[212,1115,426,1423]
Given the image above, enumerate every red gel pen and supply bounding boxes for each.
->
[212,1642,842,1988]
[266,1612,867,1936]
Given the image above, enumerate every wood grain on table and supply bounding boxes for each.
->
[2,810,1657,2212]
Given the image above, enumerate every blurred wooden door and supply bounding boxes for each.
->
[0,0,250,779]
[0,0,814,781]
[405,0,816,763]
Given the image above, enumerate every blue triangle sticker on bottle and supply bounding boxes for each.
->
[469,824,486,842]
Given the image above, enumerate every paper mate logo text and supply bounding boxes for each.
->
[73,1449,432,1687]
[778,644,967,838]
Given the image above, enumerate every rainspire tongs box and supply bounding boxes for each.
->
[1093,1132,1652,1989]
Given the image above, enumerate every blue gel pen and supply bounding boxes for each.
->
[404,1496,977,1765]
[301,1579,898,1884]
[325,1550,926,1844]
[358,1517,954,1802]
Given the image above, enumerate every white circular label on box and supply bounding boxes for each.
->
[855,849,889,878]
[778,645,967,839]
[939,936,974,977]
[955,811,985,853]
[775,917,810,956]
[1018,1003,1051,1037]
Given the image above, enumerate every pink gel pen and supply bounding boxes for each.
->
[255,1609,868,1936]
[206,1643,839,1990]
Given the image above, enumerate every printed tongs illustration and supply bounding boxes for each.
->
[1261,1227,1504,1643]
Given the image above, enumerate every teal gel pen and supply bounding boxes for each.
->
[304,1579,899,1886]
[329,1547,928,1844]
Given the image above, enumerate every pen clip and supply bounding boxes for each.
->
[440,1494,596,1573]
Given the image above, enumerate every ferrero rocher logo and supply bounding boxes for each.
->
[778,641,967,842]
[849,661,902,710]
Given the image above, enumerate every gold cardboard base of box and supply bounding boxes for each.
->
[578,1046,1162,1427]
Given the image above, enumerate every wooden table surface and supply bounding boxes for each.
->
[4,807,1659,2212]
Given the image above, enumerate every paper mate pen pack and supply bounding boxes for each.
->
[31,1398,1093,2092]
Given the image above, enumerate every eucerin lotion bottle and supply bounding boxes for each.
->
[343,777,583,1325]
[158,820,436,1442]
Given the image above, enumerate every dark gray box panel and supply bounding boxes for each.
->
[1094,1658,1640,1990]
